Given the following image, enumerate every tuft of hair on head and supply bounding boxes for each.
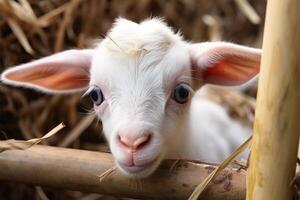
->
[100,17,183,57]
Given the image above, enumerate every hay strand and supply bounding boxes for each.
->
[188,136,252,200]
[0,123,64,152]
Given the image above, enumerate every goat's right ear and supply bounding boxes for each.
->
[1,49,93,93]
[188,42,261,86]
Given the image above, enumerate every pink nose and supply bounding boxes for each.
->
[118,133,151,151]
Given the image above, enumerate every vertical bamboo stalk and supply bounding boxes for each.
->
[246,1,300,200]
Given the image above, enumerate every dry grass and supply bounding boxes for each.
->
[0,123,64,152]
[188,136,252,200]
[0,0,266,199]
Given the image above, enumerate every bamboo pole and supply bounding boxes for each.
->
[246,1,300,200]
[0,145,246,200]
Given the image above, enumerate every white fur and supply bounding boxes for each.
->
[0,18,259,178]
[167,90,251,163]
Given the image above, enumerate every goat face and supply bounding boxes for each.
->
[90,19,192,177]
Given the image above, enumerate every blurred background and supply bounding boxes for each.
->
[0,0,266,199]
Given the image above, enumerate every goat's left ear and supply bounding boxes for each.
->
[1,49,93,93]
[188,42,261,86]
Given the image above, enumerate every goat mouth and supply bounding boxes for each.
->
[118,158,158,174]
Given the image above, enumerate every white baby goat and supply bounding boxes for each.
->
[1,18,261,178]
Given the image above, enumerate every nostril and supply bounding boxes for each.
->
[118,134,151,151]
[133,134,151,150]
[118,135,131,148]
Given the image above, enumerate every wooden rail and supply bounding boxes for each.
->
[0,145,246,200]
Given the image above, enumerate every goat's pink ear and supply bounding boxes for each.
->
[1,49,93,93]
[189,42,261,86]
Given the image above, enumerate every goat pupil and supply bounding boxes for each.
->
[90,90,99,102]
[89,87,104,106]
[173,84,189,104]
[178,86,188,98]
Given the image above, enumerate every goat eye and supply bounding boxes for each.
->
[89,87,104,106]
[172,84,190,104]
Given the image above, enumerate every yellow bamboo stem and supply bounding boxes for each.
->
[246,1,300,200]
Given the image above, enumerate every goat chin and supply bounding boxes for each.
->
[116,154,164,178]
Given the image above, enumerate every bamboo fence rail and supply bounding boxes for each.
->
[0,145,246,200]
